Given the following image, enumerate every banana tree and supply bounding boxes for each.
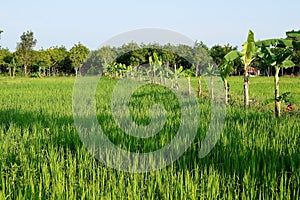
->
[164,65,183,90]
[164,65,195,95]
[256,39,295,117]
[218,61,235,105]
[152,52,165,85]
[104,62,126,78]
[224,30,258,108]
[202,64,220,100]
[149,55,157,84]
[183,66,196,96]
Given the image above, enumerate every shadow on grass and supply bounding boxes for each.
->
[0,108,299,194]
[0,108,82,152]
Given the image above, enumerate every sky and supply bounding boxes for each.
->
[1,0,299,51]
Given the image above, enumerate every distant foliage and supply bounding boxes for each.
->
[0,30,300,77]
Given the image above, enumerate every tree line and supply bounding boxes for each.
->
[0,30,299,78]
[1,29,300,118]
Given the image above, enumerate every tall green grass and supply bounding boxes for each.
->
[0,76,299,199]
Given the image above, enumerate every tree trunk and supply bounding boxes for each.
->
[197,77,201,97]
[187,76,191,96]
[224,79,229,105]
[275,67,281,117]
[8,67,12,78]
[244,67,250,109]
[210,76,214,100]
[153,65,156,84]
[75,68,78,77]
[24,64,28,76]
[12,67,16,78]
[38,66,42,77]
[174,64,179,90]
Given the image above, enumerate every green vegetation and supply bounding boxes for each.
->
[256,38,297,117]
[0,76,299,199]
[0,30,300,79]
[0,28,299,199]
[224,30,258,109]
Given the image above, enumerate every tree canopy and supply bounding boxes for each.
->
[0,29,299,77]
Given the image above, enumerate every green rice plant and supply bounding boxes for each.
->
[0,76,298,199]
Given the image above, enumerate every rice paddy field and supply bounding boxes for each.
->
[0,76,299,199]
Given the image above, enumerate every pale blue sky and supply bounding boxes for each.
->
[1,0,299,50]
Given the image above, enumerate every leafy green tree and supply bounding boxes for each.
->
[47,46,69,76]
[162,43,177,68]
[257,39,295,117]
[96,46,117,68]
[159,47,175,69]
[191,41,211,76]
[174,44,192,70]
[225,30,258,108]
[286,30,300,75]
[210,44,241,73]
[0,49,12,73]
[129,49,146,67]
[83,50,102,75]
[35,49,52,77]
[16,31,37,76]
[3,52,18,78]
[69,43,90,76]
[116,42,140,66]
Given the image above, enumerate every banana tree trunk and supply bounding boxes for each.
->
[75,68,78,77]
[24,64,28,76]
[210,76,214,100]
[13,67,16,78]
[153,65,156,84]
[8,67,12,77]
[187,76,191,96]
[174,64,179,90]
[224,79,229,105]
[275,67,281,117]
[197,77,201,97]
[244,67,250,109]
